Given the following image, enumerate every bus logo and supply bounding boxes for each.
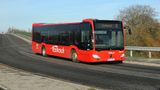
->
[51,45,64,53]
[108,51,114,58]
[109,54,112,58]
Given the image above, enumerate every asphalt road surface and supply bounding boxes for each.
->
[0,34,160,90]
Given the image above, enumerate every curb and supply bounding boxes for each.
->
[11,33,31,44]
[124,61,160,67]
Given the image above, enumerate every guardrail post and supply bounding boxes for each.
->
[130,50,133,57]
[149,51,152,58]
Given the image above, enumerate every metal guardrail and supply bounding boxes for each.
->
[125,46,160,51]
[125,46,160,58]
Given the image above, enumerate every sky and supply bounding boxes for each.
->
[0,0,160,32]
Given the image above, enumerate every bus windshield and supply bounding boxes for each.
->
[94,21,124,50]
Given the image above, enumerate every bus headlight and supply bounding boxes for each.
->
[92,54,100,59]
[120,53,125,58]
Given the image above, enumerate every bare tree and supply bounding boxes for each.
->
[117,5,160,46]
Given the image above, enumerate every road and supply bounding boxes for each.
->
[0,34,160,90]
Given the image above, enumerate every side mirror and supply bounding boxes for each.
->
[128,28,132,35]
[124,26,132,35]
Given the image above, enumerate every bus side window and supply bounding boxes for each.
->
[81,30,90,43]
[41,30,48,43]
[73,31,80,45]
[33,27,42,43]
[79,23,92,50]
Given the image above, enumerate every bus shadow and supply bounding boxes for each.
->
[83,61,123,65]
[35,54,123,65]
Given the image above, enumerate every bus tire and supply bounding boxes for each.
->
[115,61,123,64]
[71,50,79,63]
[42,46,47,57]
[118,61,123,64]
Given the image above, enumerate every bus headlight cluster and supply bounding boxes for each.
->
[120,53,125,58]
[92,54,100,59]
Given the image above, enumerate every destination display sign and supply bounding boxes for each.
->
[95,21,122,30]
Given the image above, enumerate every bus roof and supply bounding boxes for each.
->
[32,22,81,27]
[32,19,122,27]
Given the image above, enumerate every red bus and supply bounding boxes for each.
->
[32,19,125,63]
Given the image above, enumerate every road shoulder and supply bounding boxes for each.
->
[0,63,99,90]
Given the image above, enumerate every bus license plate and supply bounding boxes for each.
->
[108,58,115,61]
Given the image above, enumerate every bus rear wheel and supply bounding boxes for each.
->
[71,50,79,63]
[42,46,47,57]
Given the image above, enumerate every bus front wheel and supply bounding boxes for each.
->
[71,50,79,63]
